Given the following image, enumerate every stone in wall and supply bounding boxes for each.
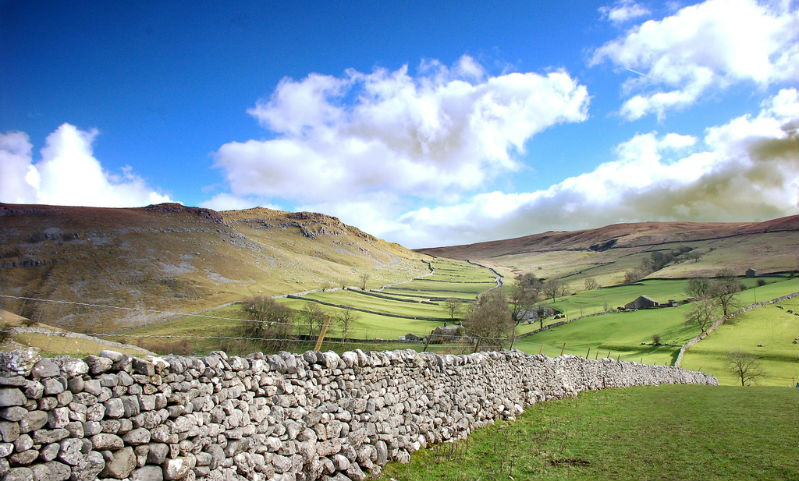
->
[0,347,716,480]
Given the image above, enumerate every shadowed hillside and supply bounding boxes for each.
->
[0,203,429,332]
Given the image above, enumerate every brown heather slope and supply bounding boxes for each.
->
[0,203,429,332]
[416,216,798,287]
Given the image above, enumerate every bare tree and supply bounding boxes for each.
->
[584,277,599,291]
[542,278,567,303]
[359,273,370,291]
[686,277,711,299]
[685,295,717,335]
[302,303,327,339]
[726,351,763,386]
[444,298,462,321]
[536,306,547,330]
[336,308,357,341]
[711,269,741,318]
[510,273,540,327]
[464,290,513,352]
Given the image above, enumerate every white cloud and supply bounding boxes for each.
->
[0,123,172,207]
[384,89,798,247]
[600,0,651,24]
[592,0,799,119]
[0,131,37,203]
[213,56,589,203]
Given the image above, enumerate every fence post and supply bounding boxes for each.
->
[314,316,332,351]
[560,342,566,356]
[422,332,432,352]
[585,347,591,358]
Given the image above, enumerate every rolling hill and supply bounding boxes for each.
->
[416,216,799,289]
[0,203,430,332]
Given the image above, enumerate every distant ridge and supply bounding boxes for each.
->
[416,216,798,258]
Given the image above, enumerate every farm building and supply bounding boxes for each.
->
[516,306,560,323]
[746,268,758,277]
[427,324,464,343]
[625,295,660,310]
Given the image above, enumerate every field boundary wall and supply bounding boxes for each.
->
[0,348,716,481]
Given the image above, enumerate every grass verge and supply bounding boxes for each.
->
[378,384,799,481]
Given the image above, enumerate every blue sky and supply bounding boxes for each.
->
[1,0,797,247]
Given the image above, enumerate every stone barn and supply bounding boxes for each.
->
[625,295,660,310]
[746,268,758,277]
[427,324,464,344]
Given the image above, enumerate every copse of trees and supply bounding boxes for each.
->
[625,247,698,283]
[241,296,296,350]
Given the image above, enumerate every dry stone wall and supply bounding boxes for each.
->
[0,347,717,481]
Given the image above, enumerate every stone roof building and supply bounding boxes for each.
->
[625,295,659,310]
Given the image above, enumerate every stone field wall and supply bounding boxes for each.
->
[0,348,717,481]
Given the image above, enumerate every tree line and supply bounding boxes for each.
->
[240,296,358,351]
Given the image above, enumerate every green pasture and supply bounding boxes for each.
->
[277,295,447,339]
[378,385,799,481]
[380,289,478,301]
[388,279,495,295]
[537,276,794,320]
[114,300,453,355]
[515,305,699,364]
[300,291,449,319]
[515,278,797,366]
[534,278,692,318]
[681,296,799,387]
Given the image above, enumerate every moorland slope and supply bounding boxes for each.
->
[0,203,429,331]
[417,216,798,288]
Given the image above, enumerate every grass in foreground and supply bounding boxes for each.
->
[378,385,799,481]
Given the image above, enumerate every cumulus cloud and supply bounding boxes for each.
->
[0,123,172,207]
[599,0,650,24]
[592,0,798,119]
[387,89,798,247]
[213,56,589,203]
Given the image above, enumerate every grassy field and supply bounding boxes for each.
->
[300,291,450,318]
[107,258,497,355]
[681,295,799,387]
[515,278,799,368]
[531,276,793,319]
[515,305,697,364]
[378,385,799,481]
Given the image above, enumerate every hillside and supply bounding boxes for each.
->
[0,203,429,332]
[417,216,799,288]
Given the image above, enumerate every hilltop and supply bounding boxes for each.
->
[417,216,798,287]
[0,203,429,332]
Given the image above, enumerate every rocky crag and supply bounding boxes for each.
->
[0,348,716,481]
